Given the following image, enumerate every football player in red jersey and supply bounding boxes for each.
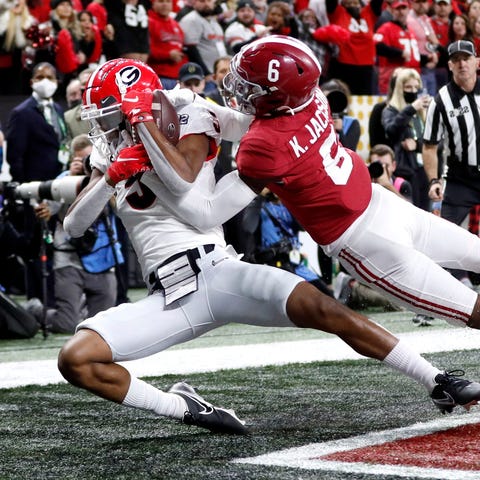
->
[219,35,480,330]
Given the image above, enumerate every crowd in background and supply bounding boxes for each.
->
[0,0,474,97]
[0,0,479,332]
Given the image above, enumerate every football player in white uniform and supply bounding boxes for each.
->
[59,58,480,435]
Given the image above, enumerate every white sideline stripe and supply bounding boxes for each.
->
[234,412,480,479]
[1,327,479,389]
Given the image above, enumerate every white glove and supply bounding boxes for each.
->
[164,86,197,107]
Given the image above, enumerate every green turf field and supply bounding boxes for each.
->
[0,300,479,480]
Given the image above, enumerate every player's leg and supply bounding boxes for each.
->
[413,206,480,328]
[205,255,480,412]
[326,185,479,327]
[285,281,480,413]
[58,274,248,434]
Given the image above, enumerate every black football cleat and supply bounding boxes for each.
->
[430,370,480,414]
[168,382,249,435]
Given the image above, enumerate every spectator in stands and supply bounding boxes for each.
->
[407,0,440,95]
[431,0,453,88]
[49,0,86,92]
[297,8,349,81]
[264,1,299,38]
[448,13,474,43]
[0,0,36,94]
[177,61,206,95]
[368,67,400,149]
[77,10,102,69]
[467,0,480,24]
[30,134,120,333]
[374,0,422,95]
[104,0,150,62]
[224,0,271,54]
[327,0,383,94]
[64,68,94,139]
[179,0,227,91]
[147,0,188,90]
[381,67,431,210]
[65,77,82,108]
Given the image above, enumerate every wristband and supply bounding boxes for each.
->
[428,178,441,188]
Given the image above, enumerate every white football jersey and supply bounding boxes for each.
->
[91,102,226,282]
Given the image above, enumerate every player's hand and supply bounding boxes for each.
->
[121,89,154,125]
[106,144,152,185]
[164,86,196,107]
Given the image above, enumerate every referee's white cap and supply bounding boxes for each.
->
[448,40,476,58]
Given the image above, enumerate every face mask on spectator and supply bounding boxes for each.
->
[403,91,418,103]
[32,78,58,99]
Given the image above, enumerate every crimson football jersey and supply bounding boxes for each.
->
[236,89,372,245]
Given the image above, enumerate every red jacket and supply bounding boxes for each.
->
[55,29,78,74]
[147,9,188,79]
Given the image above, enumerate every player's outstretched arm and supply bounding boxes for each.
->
[142,169,257,230]
[63,169,114,238]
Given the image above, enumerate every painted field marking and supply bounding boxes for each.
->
[234,411,480,479]
[1,327,480,388]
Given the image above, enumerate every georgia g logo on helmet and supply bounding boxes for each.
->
[116,66,142,95]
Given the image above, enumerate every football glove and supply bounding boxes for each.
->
[121,89,154,125]
[106,144,152,185]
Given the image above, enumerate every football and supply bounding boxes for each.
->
[151,89,180,145]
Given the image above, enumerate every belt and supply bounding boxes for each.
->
[148,244,215,290]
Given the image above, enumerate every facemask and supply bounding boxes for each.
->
[345,6,361,19]
[32,78,58,99]
[403,91,418,104]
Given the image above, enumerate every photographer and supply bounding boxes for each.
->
[321,78,360,151]
[243,189,333,297]
[28,135,121,333]
[367,143,413,202]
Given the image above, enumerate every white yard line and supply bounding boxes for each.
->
[1,328,479,389]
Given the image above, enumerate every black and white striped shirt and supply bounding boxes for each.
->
[423,79,480,189]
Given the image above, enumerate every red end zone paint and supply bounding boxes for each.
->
[320,423,480,470]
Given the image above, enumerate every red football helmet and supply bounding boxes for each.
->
[223,35,322,117]
[81,58,162,157]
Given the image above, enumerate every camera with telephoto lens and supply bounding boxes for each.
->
[1,175,88,204]
[368,161,384,179]
[326,89,348,119]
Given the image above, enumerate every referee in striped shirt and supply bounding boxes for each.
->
[423,40,480,285]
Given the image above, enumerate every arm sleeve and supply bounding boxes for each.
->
[141,170,257,231]
[137,123,194,196]
[63,176,115,238]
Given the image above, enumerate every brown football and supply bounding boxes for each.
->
[151,89,180,145]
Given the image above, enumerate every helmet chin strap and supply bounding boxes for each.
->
[274,94,316,116]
